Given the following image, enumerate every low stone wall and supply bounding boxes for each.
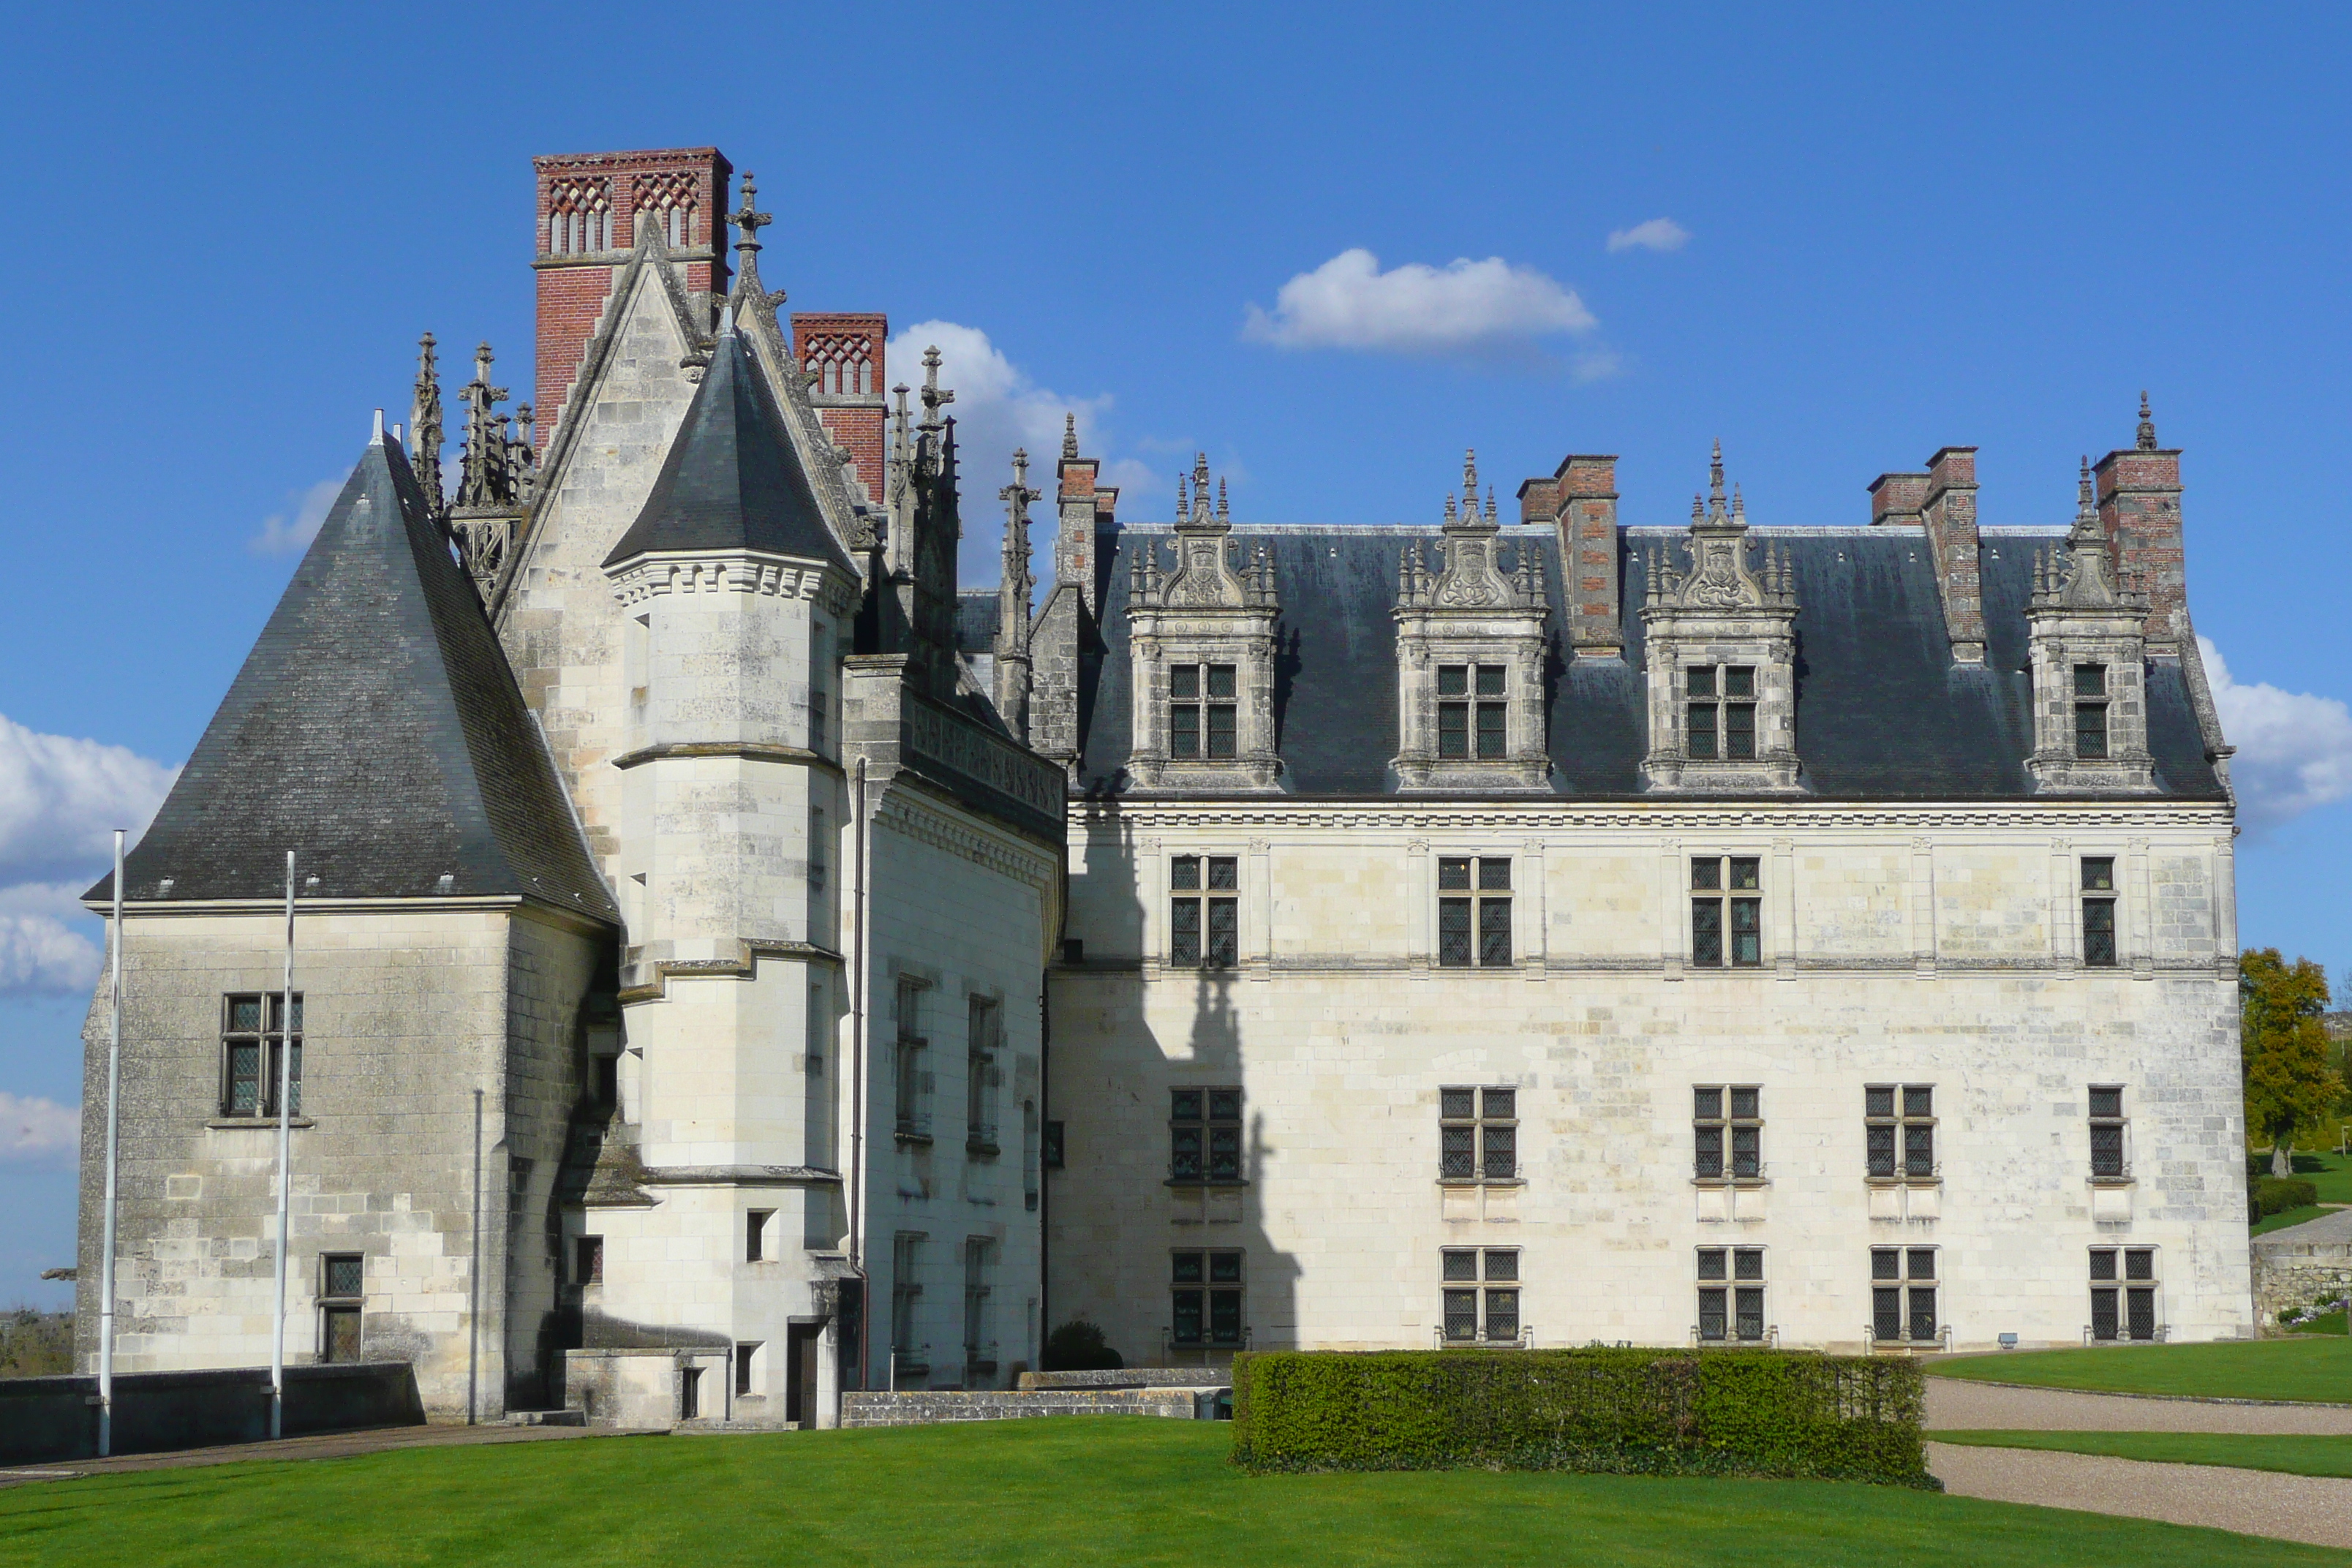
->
[2253,1210,2352,1327]
[0,1362,424,1466]
[1019,1366,1232,1391]
[841,1387,1207,1427]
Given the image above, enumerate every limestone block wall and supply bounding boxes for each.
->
[2251,1217,2352,1327]
[1047,801,2249,1363]
[76,905,602,1419]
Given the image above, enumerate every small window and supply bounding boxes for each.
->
[1870,1248,1940,1345]
[2073,664,2109,760]
[1172,1250,1245,1346]
[576,1235,604,1286]
[1170,1088,1243,1184]
[894,977,931,1139]
[680,1365,703,1420]
[963,1237,996,1368]
[1865,1085,1935,1180]
[221,992,303,1118]
[1441,1249,1521,1343]
[746,1210,773,1263]
[1439,1085,1518,1182]
[319,1253,363,1364]
[1696,1248,1766,1342]
[891,1232,926,1363]
[1042,1120,1066,1170]
[1686,665,1757,761]
[1169,663,1238,761]
[1690,859,1762,968]
[1438,664,1509,761]
[2081,857,2117,968]
[736,1343,760,1398]
[966,996,1001,1156]
[2089,1085,2127,1180]
[593,1055,619,1107]
[1171,855,1240,968]
[1693,1085,1763,1181]
[1437,857,1512,968]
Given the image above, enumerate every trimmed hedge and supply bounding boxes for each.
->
[2255,1177,2320,1216]
[1230,1348,1934,1488]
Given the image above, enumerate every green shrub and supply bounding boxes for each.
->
[1039,1319,1123,1372]
[2255,1177,2320,1215]
[1229,1348,1934,1488]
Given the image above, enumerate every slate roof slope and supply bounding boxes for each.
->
[603,325,853,573]
[1078,523,2226,802]
[90,434,618,918]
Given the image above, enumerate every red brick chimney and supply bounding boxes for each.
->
[532,148,731,450]
[791,314,888,505]
[2095,394,2187,654]
[1867,448,1983,662]
[1520,453,1621,656]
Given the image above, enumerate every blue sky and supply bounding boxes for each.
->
[4,3,2350,1305]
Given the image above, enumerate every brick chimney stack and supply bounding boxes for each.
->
[2095,394,2188,655]
[1867,448,1983,663]
[791,314,889,505]
[1520,454,1621,656]
[532,148,732,451]
[1866,471,1929,525]
[1055,415,1102,619]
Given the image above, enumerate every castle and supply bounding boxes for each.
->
[77,146,2252,1428]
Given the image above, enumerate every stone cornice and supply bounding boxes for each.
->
[606,549,859,616]
[1074,798,2235,834]
[619,938,845,1004]
[80,893,613,937]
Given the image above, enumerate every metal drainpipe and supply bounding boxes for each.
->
[847,756,870,1406]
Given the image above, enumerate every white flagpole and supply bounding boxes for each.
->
[97,829,125,1458]
[270,849,295,1440]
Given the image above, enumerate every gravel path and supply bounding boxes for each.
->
[1926,1376,2352,1433]
[1926,1441,2352,1550]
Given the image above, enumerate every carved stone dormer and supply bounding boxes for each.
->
[1392,450,1550,791]
[1640,444,1802,792]
[1125,454,1280,791]
[2026,459,2156,792]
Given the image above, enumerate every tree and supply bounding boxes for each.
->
[2242,949,2343,1177]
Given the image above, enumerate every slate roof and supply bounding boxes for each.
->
[90,435,619,917]
[1077,522,2227,802]
[603,325,853,573]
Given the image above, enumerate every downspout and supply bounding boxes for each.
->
[848,756,870,1398]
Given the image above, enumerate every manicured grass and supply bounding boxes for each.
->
[2,1417,2345,1567]
[1934,1429,2352,1480]
[2288,1308,2348,1337]
[1934,1338,2352,1403]
[2250,1150,2352,1206]
[2253,1204,2331,1237]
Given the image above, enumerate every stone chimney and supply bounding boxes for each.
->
[1520,453,1621,656]
[2094,393,2188,655]
[1868,448,1983,663]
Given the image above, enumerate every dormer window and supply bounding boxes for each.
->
[2073,665,2108,759]
[1170,664,1237,761]
[1438,666,1507,761]
[1685,666,1757,761]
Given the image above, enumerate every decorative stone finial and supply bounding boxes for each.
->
[1462,448,1479,502]
[2136,391,2157,451]
[1710,439,1726,505]
[410,332,445,508]
[2078,455,2096,519]
[1061,412,1079,462]
[729,173,772,256]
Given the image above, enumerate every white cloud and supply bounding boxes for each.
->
[884,321,1164,587]
[0,1092,78,1163]
[2200,636,2352,829]
[0,884,103,995]
[249,477,344,555]
[0,716,178,889]
[1607,218,1691,254]
[1241,248,1597,357]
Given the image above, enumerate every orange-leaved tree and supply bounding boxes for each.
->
[2241,948,2342,1179]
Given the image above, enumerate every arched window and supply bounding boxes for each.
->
[546,179,611,256]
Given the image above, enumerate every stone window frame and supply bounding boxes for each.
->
[1439,1085,1520,1186]
[1128,627,1281,792]
[1864,1084,1939,1186]
[219,991,303,1120]
[893,976,933,1144]
[1435,660,1509,761]
[1695,1245,1766,1343]
[2089,1084,2132,1184]
[1693,1085,1764,1186]
[746,1209,775,1263]
[962,1236,998,1373]
[1870,1245,1942,1347]
[1167,660,1240,761]
[1436,855,1514,969]
[1441,1247,1523,1344]
[2073,663,2111,759]
[965,992,1003,1158]
[890,1230,929,1373]
[1171,1248,1246,1349]
[1169,853,1240,970]
[734,1341,761,1398]
[2080,856,2120,969]
[575,1235,603,1286]
[1684,662,1760,761]
[1689,855,1765,969]
[2089,1245,2160,1341]
[317,1252,363,1363]
[1169,1086,1245,1187]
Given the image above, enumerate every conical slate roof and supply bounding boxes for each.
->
[88,432,617,919]
[603,325,853,571]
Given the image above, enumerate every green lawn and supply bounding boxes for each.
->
[1,1417,2344,1567]
[2251,1149,2352,1206]
[1934,1338,2352,1403]
[2253,1205,2331,1237]
[1934,1429,2352,1480]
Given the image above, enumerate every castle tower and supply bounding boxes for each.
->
[533,148,732,451]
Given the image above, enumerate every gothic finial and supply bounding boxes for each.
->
[1462,447,1479,503]
[919,346,953,430]
[1485,486,1498,524]
[410,331,445,507]
[1732,483,1745,523]
[1709,439,1725,504]
[1217,476,1229,523]
[1692,492,1705,523]
[2136,391,2156,451]
[1177,470,1188,521]
[475,341,494,385]
[1061,412,1079,462]
[729,173,772,257]
[2079,454,2095,510]
[1444,491,1458,524]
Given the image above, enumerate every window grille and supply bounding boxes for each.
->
[221,992,302,1117]
[966,996,1000,1156]
[1686,665,1757,761]
[1439,1086,1518,1181]
[1437,857,1512,968]
[1170,855,1240,968]
[2073,663,2110,758]
[894,978,930,1139]
[2089,1085,2127,1180]
[319,1253,363,1363]
[1871,1247,1939,1344]
[1690,858,1762,968]
[1169,663,1237,760]
[1172,1250,1245,1346]
[1865,1085,1936,1179]
[1440,1248,1520,1343]
[1436,664,1508,760]
[2089,1247,2158,1341]
[2081,857,2118,968]
[1693,1085,1762,1180]
[1696,1247,1765,1342]
[1170,1088,1243,1184]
